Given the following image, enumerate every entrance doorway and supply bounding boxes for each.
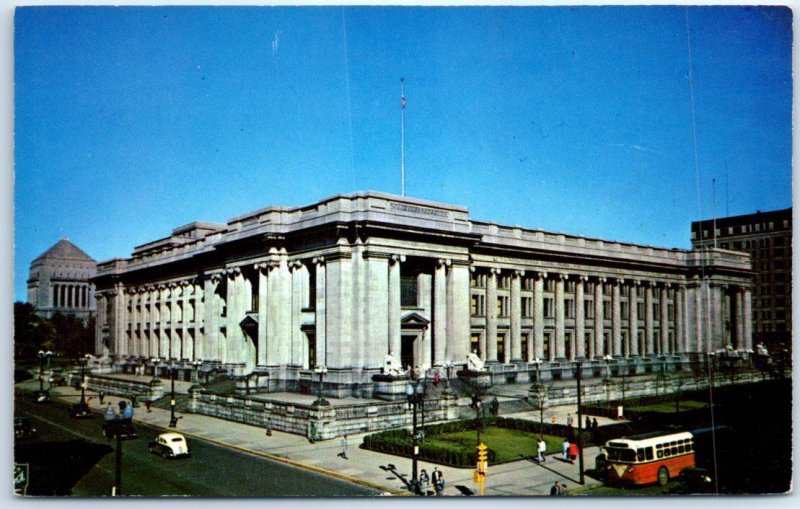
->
[401,335,416,370]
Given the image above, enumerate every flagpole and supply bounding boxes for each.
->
[400,77,405,197]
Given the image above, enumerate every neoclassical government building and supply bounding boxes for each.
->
[92,192,753,397]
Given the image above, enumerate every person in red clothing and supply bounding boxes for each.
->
[568,442,579,464]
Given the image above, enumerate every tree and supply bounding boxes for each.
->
[14,302,94,361]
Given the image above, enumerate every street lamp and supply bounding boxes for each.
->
[79,354,91,405]
[168,363,178,428]
[314,366,329,406]
[602,355,613,402]
[530,358,546,424]
[192,359,203,384]
[574,360,585,485]
[405,378,426,495]
[37,350,53,400]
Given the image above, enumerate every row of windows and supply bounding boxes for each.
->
[469,273,675,297]
[471,295,675,320]
[696,219,790,239]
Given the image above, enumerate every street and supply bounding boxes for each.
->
[14,397,379,497]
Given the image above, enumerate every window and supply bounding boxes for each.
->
[401,275,418,307]
[728,227,734,235]
[470,333,481,355]
[668,304,674,320]
[523,277,535,291]
[522,296,533,317]
[637,302,645,320]
[621,301,629,318]
[545,279,555,292]
[652,303,660,320]
[471,273,487,288]
[585,299,594,319]
[471,295,481,316]
[565,298,575,318]
[544,298,554,318]
[497,296,509,317]
[499,275,511,289]
[603,304,611,320]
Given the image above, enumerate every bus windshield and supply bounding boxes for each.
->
[606,447,637,462]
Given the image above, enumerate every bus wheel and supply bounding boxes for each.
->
[657,467,669,486]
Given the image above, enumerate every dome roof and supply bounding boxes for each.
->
[31,238,96,265]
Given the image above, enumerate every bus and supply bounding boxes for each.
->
[602,430,695,486]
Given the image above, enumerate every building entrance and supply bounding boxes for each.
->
[401,335,415,370]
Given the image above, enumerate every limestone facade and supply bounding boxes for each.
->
[92,192,753,396]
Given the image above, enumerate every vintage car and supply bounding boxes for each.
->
[14,417,37,440]
[69,402,92,419]
[148,432,190,459]
[101,419,138,440]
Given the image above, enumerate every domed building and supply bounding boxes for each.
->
[27,238,97,323]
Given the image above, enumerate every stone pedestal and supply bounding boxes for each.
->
[371,373,411,401]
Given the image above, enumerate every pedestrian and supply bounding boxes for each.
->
[122,401,134,421]
[104,402,116,421]
[265,414,273,436]
[419,468,430,496]
[562,438,570,460]
[585,415,591,431]
[99,391,105,405]
[550,480,562,496]
[145,399,152,413]
[309,422,317,443]
[431,467,445,496]
[338,435,349,459]
[592,417,599,433]
[536,437,547,463]
[567,413,574,427]
[568,441,578,464]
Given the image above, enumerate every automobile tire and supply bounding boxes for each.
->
[657,466,670,486]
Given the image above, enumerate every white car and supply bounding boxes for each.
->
[148,432,190,459]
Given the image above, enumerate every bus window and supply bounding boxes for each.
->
[645,447,653,460]
[671,447,678,455]
[656,450,663,458]
[637,448,645,462]
[678,445,685,453]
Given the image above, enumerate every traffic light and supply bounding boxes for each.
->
[476,442,488,474]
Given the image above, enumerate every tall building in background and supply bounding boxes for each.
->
[691,208,792,354]
[27,238,97,323]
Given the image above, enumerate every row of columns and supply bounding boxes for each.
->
[475,270,753,363]
[51,283,91,309]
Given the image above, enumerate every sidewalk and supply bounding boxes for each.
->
[25,381,607,497]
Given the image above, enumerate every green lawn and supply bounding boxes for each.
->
[626,399,708,413]
[423,427,565,463]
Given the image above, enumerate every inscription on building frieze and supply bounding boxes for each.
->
[390,202,449,218]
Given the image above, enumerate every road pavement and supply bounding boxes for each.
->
[16,379,609,497]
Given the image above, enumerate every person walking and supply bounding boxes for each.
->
[104,402,116,421]
[145,399,152,413]
[338,435,349,459]
[585,415,591,431]
[419,468,430,496]
[432,467,445,496]
[99,391,105,405]
[562,438,570,461]
[567,413,574,427]
[550,481,563,496]
[568,441,579,464]
[537,437,547,463]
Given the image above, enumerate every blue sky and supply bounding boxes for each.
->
[13,5,792,302]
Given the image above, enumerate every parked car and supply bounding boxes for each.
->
[14,417,37,440]
[101,419,138,440]
[148,432,190,459]
[677,467,714,494]
[69,402,92,419]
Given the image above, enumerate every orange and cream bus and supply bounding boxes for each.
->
[602,430,695,486]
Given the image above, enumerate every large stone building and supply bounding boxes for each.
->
[92,192,753,398]
[27,238,97,322]
[691,208,791,353]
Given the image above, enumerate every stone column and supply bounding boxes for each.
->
[313,257,327,367]
[289,260,306,367]
[181,282,191,360]
[629,281,639,356]
[660,284,670,354]
[644,282,654,355]
[734,289,744,350]
[433,259,449,366]
[448,263,472,364]
[675,285,685,353]
[612,279,622,356]
[130,289,139,358]
[510,270,523,361]
[486,267,499,363]
[149,287,159,358]
[256,262,271,367]
[95,293,106,355]
[388,254,404,360]
[710,284,724,351]
[533,272,545,361]
[225,268,242,365]
[202,275,220,361]
[593,277,605,358]
[325,254,354,369]
[575,276,586,358]
[554,273,566,359]
[168,283,178,359]
[743,288,753,351]
[364,254,389,369]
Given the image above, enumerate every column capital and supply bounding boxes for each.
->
[225,266,242,278]
[254,260,279,272]
[289,259,304,271]
[489,267,502,276]
[595,276,607,284]
[437,258,452,268]
[513,269,525,278]
[389,254,406,264]
[535,271,548,280]
[578,275,589,283]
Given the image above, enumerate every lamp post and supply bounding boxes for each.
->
[405,378,426,495]
[37,350,53,400]
[168,363,178,428]
[314,366,329,406]
[530,358,546,424]
[79,354,90,405]
[575,360,585,485]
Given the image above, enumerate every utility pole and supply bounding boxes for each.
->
[113,433,122,496]
[576,361,585,485]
